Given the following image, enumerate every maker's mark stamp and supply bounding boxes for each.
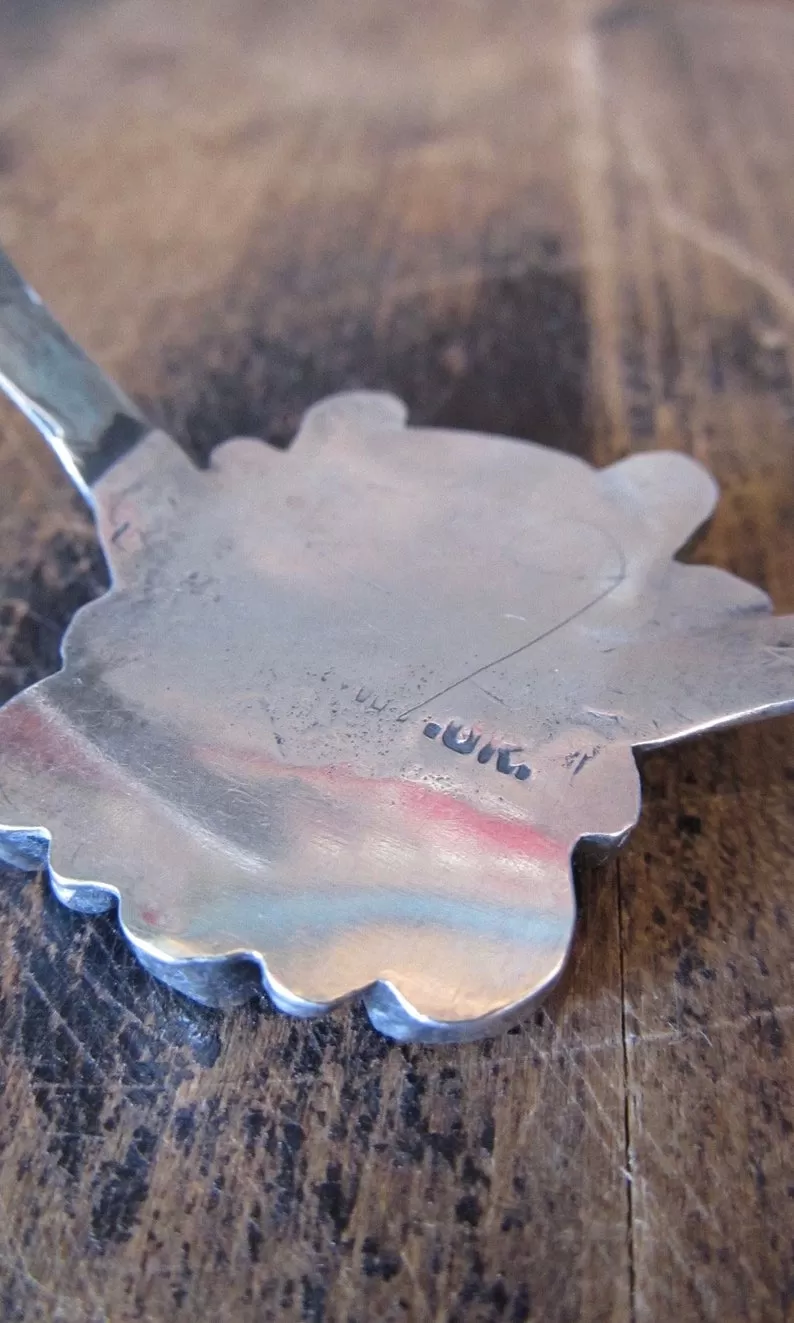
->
[423,719,532,781]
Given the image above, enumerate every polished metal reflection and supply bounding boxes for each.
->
[0,249,793,1042]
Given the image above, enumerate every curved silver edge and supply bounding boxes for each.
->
[0,824,580,1043]
[0,247,151,502]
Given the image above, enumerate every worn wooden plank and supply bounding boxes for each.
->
[0,1,791,1319]
[594,6,794,1319]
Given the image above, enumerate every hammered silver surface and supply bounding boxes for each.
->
[1,392,793,1040]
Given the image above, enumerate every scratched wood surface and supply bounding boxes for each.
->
[0,1,793,1319]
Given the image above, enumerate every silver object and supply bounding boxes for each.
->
[0,251,792,1043]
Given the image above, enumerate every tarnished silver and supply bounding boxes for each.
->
[0,250,793,1042]
[0,250,148,498]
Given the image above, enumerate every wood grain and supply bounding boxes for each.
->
[0,1,793,1319]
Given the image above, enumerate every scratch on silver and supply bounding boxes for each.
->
[0,246,793,1043]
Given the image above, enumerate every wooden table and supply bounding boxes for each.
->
[0,1,793,1318]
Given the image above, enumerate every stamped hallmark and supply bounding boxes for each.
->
[423,720,531,781]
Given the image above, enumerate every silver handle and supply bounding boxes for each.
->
[0,248,149,503]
